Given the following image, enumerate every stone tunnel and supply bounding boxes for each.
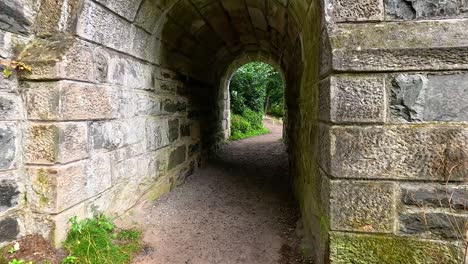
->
[0,0,467,262]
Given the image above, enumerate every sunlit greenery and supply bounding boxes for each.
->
[229,62,284,140]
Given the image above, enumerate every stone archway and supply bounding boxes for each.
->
[0,0,467,263]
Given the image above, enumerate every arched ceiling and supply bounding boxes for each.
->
[143,0,313,80]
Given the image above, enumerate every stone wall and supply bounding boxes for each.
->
[316,0,468,262]
[0,0,204,247]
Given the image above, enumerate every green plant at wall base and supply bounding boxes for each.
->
[63,214,141,264]
[8,260,32,264]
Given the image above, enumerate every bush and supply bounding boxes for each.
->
[242,109,263,129]
[230,110,268,140]
[268,102,284,118]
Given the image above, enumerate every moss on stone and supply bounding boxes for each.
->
[330,232,461,264]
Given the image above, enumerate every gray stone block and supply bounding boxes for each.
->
[325,125,468,181]
[94,0,143,21]
[0,180,19,212]
[0,0,38,34]
[163,99,187,113]
[390,73,468,122]
[0,93,23,120]
[168,146,186,170]
[320,75,386,123]
[24,123,88,165]
[0,217,19,242]
[330,20,468,71]
[401,185,468,210]
[400,212,468,239]
[0,123,16,171]
[330,180,396,233]
[386,0,468,20]
[145,118,171,151]
[168,119,179,143]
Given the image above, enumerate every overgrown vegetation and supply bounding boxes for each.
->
[229,62,284,140]
[0,215,141,264]
[63,215,141,264]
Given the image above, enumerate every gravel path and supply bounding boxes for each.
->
[127,118,309,264]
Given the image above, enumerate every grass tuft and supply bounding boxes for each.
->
[63,214,141,264]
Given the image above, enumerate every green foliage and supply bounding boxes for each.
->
[8,260,32,264]
[229,62,284,117]
[230,111,269,140]
[268,102,284,118]
[63,214,141,264]
[61,256,77,264]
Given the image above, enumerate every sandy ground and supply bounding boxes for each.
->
[126,117,310,264]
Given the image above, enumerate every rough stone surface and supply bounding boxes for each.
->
[330,232,461,264]
[168,119,179,142]
[326,125,468,181]
[28,161,112,214]
[386,0,468,20]
[320,75,386,123]
[24,123,88,164]
[331,0,384,21]
[0,0,38,34]
[145,118,171,151]
[390,73,468,122]
[0,123,16,171]
[25,81,113,121]
[399,212,468,239]
[0,217,19,242]
[0,93,23,120]
[401,185,468,210]
[330,180,396,233]
[0,180,19,212]
[169,146,187,169]
[330,20,468,71]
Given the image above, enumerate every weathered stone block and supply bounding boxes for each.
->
[0,217,19,242]
[330,20,468,71]
[145,118,171,151]
[168,145,186,169]
[134,0,163,33]
[330,180,396,233]
[330,232,461,263]
[329,0,384,22]
[168,119,179,142]
[24,123,88,164]
[163,99,187,114]
[399,212,467,239]
[28,160,111,214]
[390,72,468,122]
[181,123,191,137]
[76,1,132,54]
[401,185,468,210]
[0,180,19,212]
[0,0,39,34]
[325,125,467,181]
[320,76,386,123]
[134,92,161,116]
[21,38,95,82]
[385,0,468,20]
[0,123,17,171]
[91,119,145,151]
[94,0,143,21]
[25,81,113,121]
[0,93,23,120]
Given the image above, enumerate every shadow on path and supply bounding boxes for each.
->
[128,118,310,264]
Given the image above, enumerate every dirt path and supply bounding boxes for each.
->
[127,118,309,264]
